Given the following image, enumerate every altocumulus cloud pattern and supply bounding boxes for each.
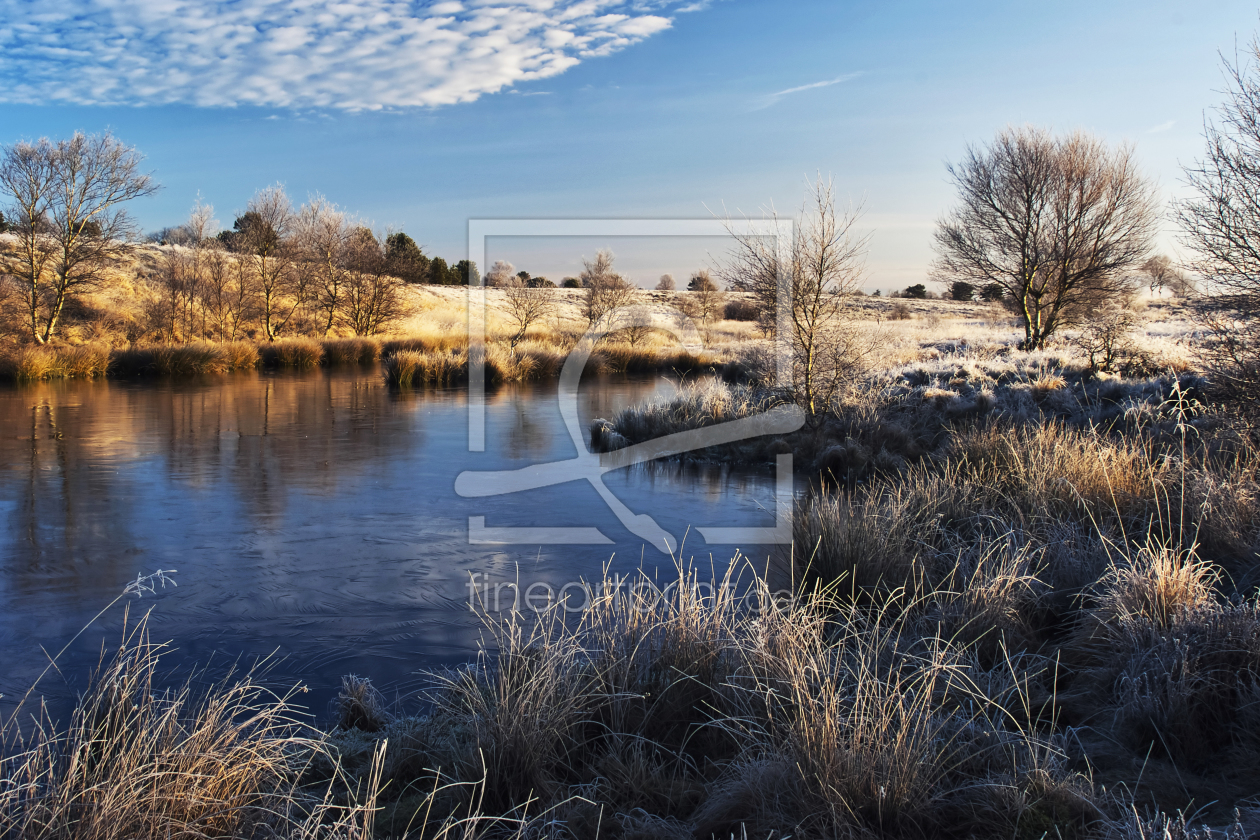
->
[0,0,699,110]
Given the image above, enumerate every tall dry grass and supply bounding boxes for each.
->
[312,565,1101,838]
[0,345,111,382]
[259,338,324,369]
[322,338,382,366]
[0,575,383,840]
[110,342,259,377]
[383,348,464,387]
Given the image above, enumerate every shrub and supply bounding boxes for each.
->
[1073,305,1138,372]
[723,298,760,321]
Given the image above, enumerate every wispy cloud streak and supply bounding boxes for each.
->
[751,72,863,111]
[0,0,696,110]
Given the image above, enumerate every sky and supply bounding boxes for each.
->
[1,0,1258,290]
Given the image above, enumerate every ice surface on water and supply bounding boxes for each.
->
[0,369,789,716]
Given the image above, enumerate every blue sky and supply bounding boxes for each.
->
[1,0,1257,289]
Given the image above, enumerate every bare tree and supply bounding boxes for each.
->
[655,274,676,291]
[154,200,220,341]
[231,186,308,341]
[619,308,656,346]
[200,241,251,340]
[721,177,870,416]
[294,195,354,336]
[1177,40,1260,417]
[1137,254,1196,299]
[339,229,404,336]
[501,276,557,348]
[580,250,638,326]
[1072,304,1138,372]
[933,126,1158,350]
[156,245,193,342]
[0,132,158,344]
[686,269,724,325]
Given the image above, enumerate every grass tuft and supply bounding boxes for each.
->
[322,337,382,366]
[259,338,324,369]
[0,344,111,382]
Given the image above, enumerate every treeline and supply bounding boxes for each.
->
[0,133,484,345]
[143,185,485,343]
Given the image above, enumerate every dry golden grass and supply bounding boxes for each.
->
[336,564,1098,838]
[0,345,111,382]
[110,342,258,377]
[222,340,261,370]
[383,348,463,387]
[0,617,382,840]
[322,337,382,366]
[260,338,324,369]
[1092,542,1220,632]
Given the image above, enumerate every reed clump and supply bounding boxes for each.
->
[322,337,382,366]
[0,344,111,382]
[592,341,722,375]
[109,342,258,377]
[384,348,465,387]
[221,340,260,370]
[258,338,324,369]
[382,343,570,388]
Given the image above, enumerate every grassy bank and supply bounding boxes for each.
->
[583,345,1260,829]
[6,558,1257,838]
[0,331,732,386]
[382,337,727,388]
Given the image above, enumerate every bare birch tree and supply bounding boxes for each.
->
[231,186,308,341]
[1178,40,1260,418]
[155,200,218,341]
[294,195,353,336]
[501,275,557,348]
[200,241,251,340]
[0,132,158,343]
[933,126,1157,349]
[721,177,870,416]
[339,228,404,336]
[580,250,638,326]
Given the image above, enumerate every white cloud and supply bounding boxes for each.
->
[0,0,694,110]
[751,72,863,111]
[1147,119,1176,134]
